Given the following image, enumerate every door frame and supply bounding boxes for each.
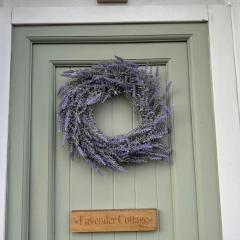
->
[0,5,240,240]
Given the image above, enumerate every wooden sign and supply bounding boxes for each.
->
[97,0,128,3]
[71,208,157,233]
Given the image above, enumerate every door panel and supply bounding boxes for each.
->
[7,24,222,240]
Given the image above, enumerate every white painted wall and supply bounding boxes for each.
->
[208,4,240,240]
[2,0,224,7]
[0,8,11,240]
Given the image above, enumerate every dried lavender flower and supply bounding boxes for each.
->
[58,56,171,172]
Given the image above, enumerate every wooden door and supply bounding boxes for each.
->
[7,23,222,240]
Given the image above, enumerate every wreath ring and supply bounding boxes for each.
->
[58,56,171,172]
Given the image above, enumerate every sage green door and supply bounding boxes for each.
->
[7,24,222,240]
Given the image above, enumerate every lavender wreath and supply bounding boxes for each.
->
[58,56,171,172]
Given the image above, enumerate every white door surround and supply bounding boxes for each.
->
[1,5,240,240]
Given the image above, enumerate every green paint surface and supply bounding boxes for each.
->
[7,24,222,240]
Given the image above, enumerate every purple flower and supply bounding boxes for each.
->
[58,56,171,172]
